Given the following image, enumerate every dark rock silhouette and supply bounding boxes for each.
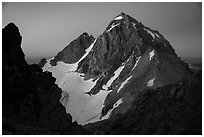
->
[3,22,27,66]
[49,32,95,66]
[2,22,87,134]
[38,58,47,68]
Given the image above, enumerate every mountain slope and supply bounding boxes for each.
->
[84,71,201,134]
[50,32,95,66]
[71,12,193,118]
[43,12,201,134]
[76,12,191,94]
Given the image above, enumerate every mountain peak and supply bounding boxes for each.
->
[114,12,132,19]
[3,22,21,38]
[106,12,139,32]
[4,22,18,29]
[3,22,26,66]
[49,32,95,65]
[79,32,90,38]
[41,13,201,133]
[113,12,126,20]
[75,12,185,96]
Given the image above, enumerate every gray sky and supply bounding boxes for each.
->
[2,2,202,63]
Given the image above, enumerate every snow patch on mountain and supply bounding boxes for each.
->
[144,28,156,41]
[149,50,155,60]
[42,38,115,125]
[101,98,123,120]
[147,77,155,87]
[43,38,97,80]
[103,65,125,90]
[43,60,77,84]
[75,39,97,66]
[132,56,141,71]
[61,39,97,72]
[155,32,160,38]
[107,23,120,32]
[117,75,133,93]
[114,16,123,20]
[132,22,137,30]
[59,72,109,125]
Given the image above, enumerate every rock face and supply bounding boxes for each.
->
[2,23,87,134]
[84,71,202,134]
[42,13,201,134]
[38,58,47,68]
[72,12,195,120]
[81,13,201,134]
[2,23,27,67]
[50,32,95,66]
[76,12,191,95]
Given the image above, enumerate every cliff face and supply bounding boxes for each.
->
[75,13,201,134]
[41,13,201,135]
[2,23,27,67]
[2,23,87,135]
[38,58,47,68]
[84,71,202,134]
[75,13,191,96]
[50,32,95,66]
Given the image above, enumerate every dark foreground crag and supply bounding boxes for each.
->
[2,23,87,135]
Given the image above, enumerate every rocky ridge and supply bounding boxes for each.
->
[69,13,193,119]
[50,32,95,66]
[2,23,87,134]
[48,13,201,134]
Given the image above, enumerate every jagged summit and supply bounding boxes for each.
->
[3,22,26,66]
[113,12,129,20]
[3,22,18,29]
[42,13,201,134]
[79,32,92,38]
[50,32,95,65]
[104,12,175,53]
[115,12,138,22]
[112,12,138,22]
[44,12,191,100]
[76,12,180,81]
[106,12,139,32]
[2,22,87,134]
[3,22,21,38]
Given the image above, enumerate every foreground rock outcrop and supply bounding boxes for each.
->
[2,23,87,134]
[38,58,47,68]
